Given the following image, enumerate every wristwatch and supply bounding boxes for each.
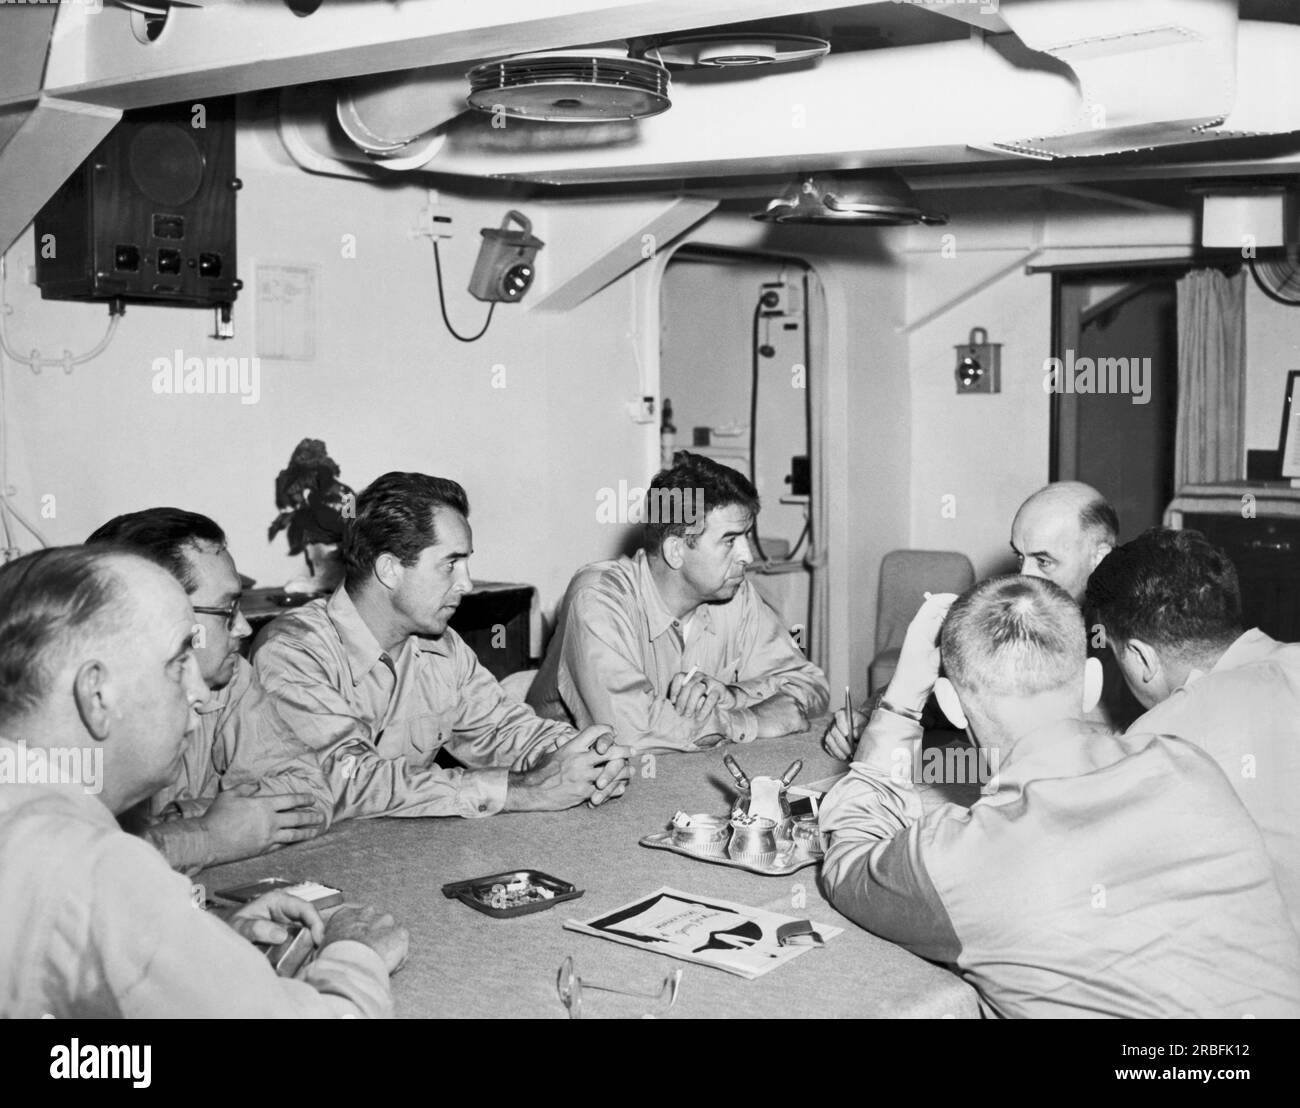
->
[876,698,924,723]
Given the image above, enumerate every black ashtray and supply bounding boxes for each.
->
[441,870,583,919]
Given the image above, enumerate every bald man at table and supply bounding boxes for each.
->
[255,471,632,817]
[527,451,829,752]
[1010,480,1140,728]
[820,577,1300,1018]
[0,547,405,1017]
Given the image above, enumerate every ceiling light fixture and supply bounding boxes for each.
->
[754,172,947,226]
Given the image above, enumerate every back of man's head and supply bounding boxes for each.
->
[942,575,1086,705]
[87,508,225,594]
[643,451,760,554]
[0,547,129,728]
[1085,527,1243,658]
[344,472,469,591]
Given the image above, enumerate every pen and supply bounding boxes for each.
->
[843,685,853,721]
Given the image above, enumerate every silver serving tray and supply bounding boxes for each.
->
[639,830,820,876]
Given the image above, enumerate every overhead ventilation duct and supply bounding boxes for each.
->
[466,47,671,123]
[754,173,947,227]
[639,33,829,69]
[985,0,1240,158]
[273,6,1300,188]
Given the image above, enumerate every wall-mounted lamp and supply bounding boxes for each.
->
[469,210,544,303]
[954,327,1001,394]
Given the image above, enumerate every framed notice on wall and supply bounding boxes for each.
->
[1278,371,1300,481]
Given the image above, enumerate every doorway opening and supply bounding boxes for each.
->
[659,244,815,640]
[1050,270,1180,539]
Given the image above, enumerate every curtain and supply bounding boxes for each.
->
[1174,268,1246,487]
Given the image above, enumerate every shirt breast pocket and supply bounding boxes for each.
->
[375,711,451,766]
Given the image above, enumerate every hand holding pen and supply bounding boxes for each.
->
[822,685,868,761]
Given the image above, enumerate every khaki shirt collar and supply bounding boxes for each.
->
[327,585,449,686]
[633,549,717,643]
[1179,628,1275,691]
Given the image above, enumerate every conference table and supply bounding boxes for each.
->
[202,724,982,1019]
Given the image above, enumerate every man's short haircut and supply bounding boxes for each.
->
[343,472,470,591]
[1079,496,1120,547]
[941,575,1086,699]
[87,508,226,595]
[643,451,760,553]
[0,547,130,725]
[1084,527,1243,655]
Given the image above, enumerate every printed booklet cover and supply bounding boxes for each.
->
[564,886,843,979]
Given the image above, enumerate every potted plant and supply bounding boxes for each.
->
[267,438,355,594]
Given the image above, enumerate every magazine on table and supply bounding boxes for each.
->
[564,886,843,980]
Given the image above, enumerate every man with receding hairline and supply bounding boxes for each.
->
[0,547,406,1017]
[819,575,1300,1018]
[1010,480,1139,728]
[1010,481,1117,602]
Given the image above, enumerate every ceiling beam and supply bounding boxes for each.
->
[529,196,717,311]
[1043,183,1182,213]
[0,98,120,256]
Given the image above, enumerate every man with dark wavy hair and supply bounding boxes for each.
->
[1087,526,1300,929]
[820,576,1300,1018]
[529,451,828,751]
[256,471,631,816]
[88,508,329,874]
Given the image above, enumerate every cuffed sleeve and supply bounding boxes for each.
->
[99,834,393,1018]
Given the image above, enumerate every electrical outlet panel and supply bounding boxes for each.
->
[759,280,803,317]
[412,191,453,240]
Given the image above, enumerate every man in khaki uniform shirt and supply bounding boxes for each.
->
[0,547,406,1017]
[256,472,632,816]
[528,452,828,752]
[1087,526,1300,931]
[89,508,331,874]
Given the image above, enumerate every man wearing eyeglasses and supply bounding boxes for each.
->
[87,509,331,873]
